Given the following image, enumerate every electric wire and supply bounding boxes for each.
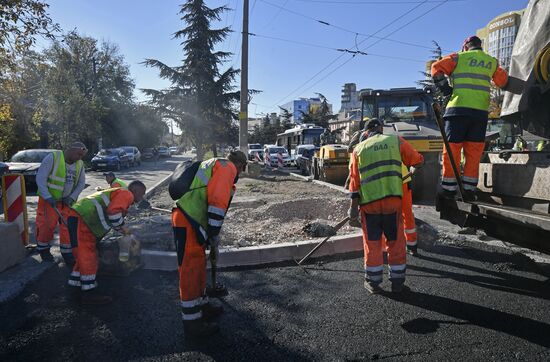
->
[247,32,424,62]
[268,0,431,108]
[289,0,449,101]
[259,0,450,52]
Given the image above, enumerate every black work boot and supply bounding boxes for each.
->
[438,189,456,200]
[407,245,418,257]
[206,283,228,298]
[202,301,224,320]
[81,289,112,305]
[183,319,220,338]
[61,253,75,268]
[39,249,54,262]
[364,280,383,294]
[391,283,410,294]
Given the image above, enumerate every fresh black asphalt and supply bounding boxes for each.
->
[1,231,550,361]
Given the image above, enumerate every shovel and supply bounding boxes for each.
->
[295,216,350,266]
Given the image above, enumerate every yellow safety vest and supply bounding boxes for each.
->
[355,134,403,205]
[38,151,83,200]
[447,49,497,111]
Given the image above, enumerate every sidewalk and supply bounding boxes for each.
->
[1,216,549,361]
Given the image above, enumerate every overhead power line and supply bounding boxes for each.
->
[268,0,433,108]
[288,0,450,101]
[259,0,451,53]
[247,32,424,62]
[295,0,461,4]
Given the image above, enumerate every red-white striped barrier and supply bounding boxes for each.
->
[277,152,284,169]
[264,152,271,168]
[255,151,261,163]
[1,174,29,245]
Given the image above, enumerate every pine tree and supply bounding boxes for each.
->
[142,0,239,160]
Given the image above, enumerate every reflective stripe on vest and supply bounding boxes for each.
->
[72,189,115,239]
[176,158,229,244]
[355,134,403,204]
[447,50,497,111]
[38,151,83,200]
[402,163,411,184]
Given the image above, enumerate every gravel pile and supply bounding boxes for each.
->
[137,170,357,250]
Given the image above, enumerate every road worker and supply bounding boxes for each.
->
[172,150,247,337]
[66,180,146,304]
[104,172,127,188]
[35,142,87,263]
[431,35,508,199]
[348,120,423,294]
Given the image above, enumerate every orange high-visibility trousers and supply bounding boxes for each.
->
[402,183,417,248]
[36,197,71,255]
[67,214,99,291]
[441,116,487,192]
[361,196,406,286]
[172,208,208,321]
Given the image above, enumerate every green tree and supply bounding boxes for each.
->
[0,0,59,70]
[143,0,238,160]
[279,107,293,130]
[42,31,137,151]
[298,94,336,129]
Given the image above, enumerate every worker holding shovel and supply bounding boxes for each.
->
[172,150,247,338]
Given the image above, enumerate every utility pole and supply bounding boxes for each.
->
[239,0,249,155]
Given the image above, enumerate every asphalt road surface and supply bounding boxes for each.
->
[24,154,190,243]
[1,227,549,361]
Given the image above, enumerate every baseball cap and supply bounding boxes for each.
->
[366,118,382,130]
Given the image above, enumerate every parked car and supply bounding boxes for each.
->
[263,145,291,167]
[295,144,316,174]
[142,148,154,160]
[247,143,262,160]
[120,146,141,166]
[169,146,179,155]
[158,146,171,158]
[6,149,56,191]
[91,148,131,171]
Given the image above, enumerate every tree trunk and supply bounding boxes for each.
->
[196,144,205,160]
[211,143,218,157]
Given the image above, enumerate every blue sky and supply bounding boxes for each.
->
[44,0,528,117]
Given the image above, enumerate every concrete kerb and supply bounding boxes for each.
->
[141,163,358,271]
[142,232,364,271]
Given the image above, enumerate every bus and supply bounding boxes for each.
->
[276,124,325,156]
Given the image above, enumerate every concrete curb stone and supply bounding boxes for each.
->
[141,232,365,271]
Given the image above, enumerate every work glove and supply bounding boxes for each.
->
[433,75,453,97]
[62,197,75,207]
[347,208,361,228]
[45,197,57,208]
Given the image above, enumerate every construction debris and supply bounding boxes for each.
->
[134,170,356,251]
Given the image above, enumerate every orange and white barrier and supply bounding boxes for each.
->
[255,152,261,163]
[264,153,271,168]
[1,174,29,245]
[277,152,284,168]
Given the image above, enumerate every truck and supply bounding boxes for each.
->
[437,0,550,252]
[359,87,444,202]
